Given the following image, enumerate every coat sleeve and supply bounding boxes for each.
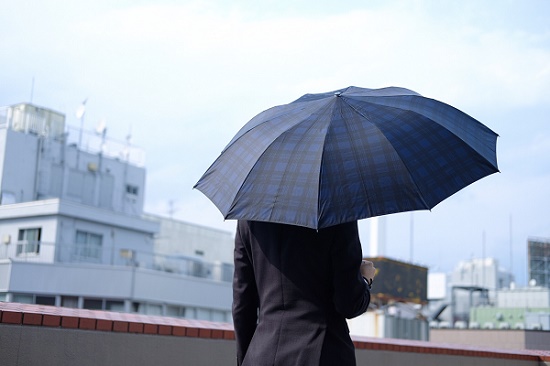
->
[232,221,259,365]
[330,221,371,319]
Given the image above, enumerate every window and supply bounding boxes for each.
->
[62,296,79,308]
[166,305,186,318]
[83,298,103,310]
[211,310,227,322]
[74,230,102,261]
[12,294,33,304]
[125,184,139,196]
[105,300,125,312]
[17,228,41,255]
[196,308,211,321]
[36,296,56,306]
[131,302,162,315]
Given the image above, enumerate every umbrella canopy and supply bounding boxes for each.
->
[194,86,499,230]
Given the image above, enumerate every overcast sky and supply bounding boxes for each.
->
[1,0,549,285]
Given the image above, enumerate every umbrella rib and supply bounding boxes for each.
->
[334,99,376,218]
[358,95,498,168]
[264,99,335,228]
[345,96,498,208]
[342,97,432,211]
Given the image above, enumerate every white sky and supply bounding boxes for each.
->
[1,0,549,285]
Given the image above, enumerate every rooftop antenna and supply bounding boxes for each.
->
[482,230,486,288]
[168,200,177,219]
[75,98,87,167]
[509,214,513,279]
[95,118,107,151]
[123,125,132,161]
[96,118,107,172]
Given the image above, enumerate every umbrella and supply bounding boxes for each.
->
[194,86,499,230]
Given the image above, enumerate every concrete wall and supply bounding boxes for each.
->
[1,303,549,366]
[0,324,545,366]
[0,324,235,366]
[431,328,550,351]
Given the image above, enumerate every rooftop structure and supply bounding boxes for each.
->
[529,238,550,288]
[0,102,233,322]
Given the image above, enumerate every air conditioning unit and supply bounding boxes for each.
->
[528,323,542,330]
[469,321,480,329]
[454,321,467,329]
[514,323,525,330]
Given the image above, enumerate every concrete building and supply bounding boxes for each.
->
[348,257,429,341]
[0,102,233,322]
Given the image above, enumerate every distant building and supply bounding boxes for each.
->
[528,237,550,288]
[451,258,514,296]
[348,257,429,341]
[469,284,550,331]
[426,258,514,327]
[0,103,233,322]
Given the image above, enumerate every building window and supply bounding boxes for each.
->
[125,184,139,196]
[196,308,211,321]
[17,228,41,255]
[105,300,125,312]
[83,298,103,310]
[74,230,103,261]
[12,293,33,304]
[131,302,162,315]
[35,295,56,306]
[165,305,184,318]
[62,296,79,308]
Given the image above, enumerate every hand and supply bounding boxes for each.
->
[360,260,376,282]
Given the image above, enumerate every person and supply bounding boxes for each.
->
[232,220,375,366]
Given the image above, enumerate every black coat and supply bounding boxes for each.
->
[232,220,370,366]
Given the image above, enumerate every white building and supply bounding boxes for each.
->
[451,258,514,293]
[0,103,233,322]
[497,285,550,308]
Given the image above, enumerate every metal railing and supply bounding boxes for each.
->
[16,240,41,256]
[0,241,234,283]
[65,125,145,167]
[0,105,145,167]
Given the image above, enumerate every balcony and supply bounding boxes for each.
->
[1,302,550,366]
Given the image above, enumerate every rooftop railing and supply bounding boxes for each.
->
[1,240,233,283]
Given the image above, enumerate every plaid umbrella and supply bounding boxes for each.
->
[194,86,499,230]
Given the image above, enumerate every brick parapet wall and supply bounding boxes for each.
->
[1,302,550,363]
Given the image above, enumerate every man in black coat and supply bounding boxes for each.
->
[233,220,374,366]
